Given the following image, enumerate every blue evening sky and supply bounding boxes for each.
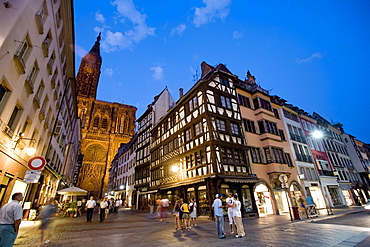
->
[74,0,370,143]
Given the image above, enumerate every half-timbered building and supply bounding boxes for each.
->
[149,62,259,216]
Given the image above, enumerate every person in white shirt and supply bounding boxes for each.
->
[114,199,122,213]
[226,192,236,234]
[85,196,96,222]
[0,192,23,246]
[231,194,245,238]
[100,198,109,222]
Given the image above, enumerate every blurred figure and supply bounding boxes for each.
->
[0,193,23,246]
[37,198,57,245]
[100,198,109,222]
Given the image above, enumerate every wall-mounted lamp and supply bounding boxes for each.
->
[13,133,36,156]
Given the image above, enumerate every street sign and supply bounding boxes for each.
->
[23,178,39,183]
[24,170,41,180]
[28,156,46,170]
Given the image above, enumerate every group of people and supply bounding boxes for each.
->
[212,193,245,239]
[173,198,197,230]
[86,196,124,223]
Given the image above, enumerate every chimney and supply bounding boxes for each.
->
[179,88,183,99]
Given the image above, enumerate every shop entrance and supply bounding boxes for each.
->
[254,184,273,215]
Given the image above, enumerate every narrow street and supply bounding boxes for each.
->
[14,207,370,247]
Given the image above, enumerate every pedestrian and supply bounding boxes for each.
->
[156,198,162,216]
[178,198,184,227]
[0,192,24,246]
[85,196,96,222]
[148,198,155,214]
[100,198,109,222]
[173,198,181,230]
[108,198,114,213]
[114,198,122,213]
[189,198,197,227]
[159,197,169,221]
[212,194,226,239]
[231,194,245,238]
[37,198,57,245]
[180,199,191,229]
[226,192,236,234]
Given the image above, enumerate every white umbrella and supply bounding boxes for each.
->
[57,186,87,195]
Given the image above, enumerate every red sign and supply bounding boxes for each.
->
[28,156,46,170]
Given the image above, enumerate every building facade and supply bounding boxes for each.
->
[0,0,79,208]
[135,88,175,210]
[75,34,136,198]
[147,62,258,216]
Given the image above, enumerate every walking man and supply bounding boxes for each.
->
[0,192,24,246]
[100,198,109,222]
[85,196,96,222]
[212,194,226,239]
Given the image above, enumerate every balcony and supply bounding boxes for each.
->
[296,153,313,163]
[290,133,307,143]
[319,169,334,176]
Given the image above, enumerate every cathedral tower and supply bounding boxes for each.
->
[76,33,102,99]
[76,34,136,198]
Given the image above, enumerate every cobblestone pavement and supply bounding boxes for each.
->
[14,207,370,247]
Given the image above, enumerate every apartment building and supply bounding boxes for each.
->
[235,71,300,216]
[147,62,257,216]
[135,88,175,210]
[0,0,79,207]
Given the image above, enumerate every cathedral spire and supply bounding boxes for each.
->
[75,33,102,99]
[90,32,101,53]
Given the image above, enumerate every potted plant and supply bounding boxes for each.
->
[66,201,77,217]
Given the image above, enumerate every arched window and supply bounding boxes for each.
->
[102,117,108,129]
[93,116,99,128]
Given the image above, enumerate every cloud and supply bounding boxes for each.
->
[95,11,106,23]
[150,66,164,80]
[232,30,243,39]
[170,23,187,36]
[104,68,114,77]
[101,30,132,52]
[296,52,323,63]
[193,0,232,27]
[94,0,155,52]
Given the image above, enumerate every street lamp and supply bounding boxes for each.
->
[171,165,179,173]
[13,133,36,156]
[310,130,333,215]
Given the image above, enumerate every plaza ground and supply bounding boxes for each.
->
[14,206,370,247]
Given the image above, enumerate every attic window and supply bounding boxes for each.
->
[219,77,229,86]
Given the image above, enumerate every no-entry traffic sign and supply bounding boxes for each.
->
[28,156,46,170]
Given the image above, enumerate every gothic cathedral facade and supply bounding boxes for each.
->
[76,34,136,198]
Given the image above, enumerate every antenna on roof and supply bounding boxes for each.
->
[192,67,199,84]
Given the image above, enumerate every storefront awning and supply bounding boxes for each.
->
[138,190,158,195]
[159,178,205,190]
[223,178,260,183]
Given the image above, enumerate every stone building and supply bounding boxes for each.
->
[76,34,136,198]
[0,0,79,207]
